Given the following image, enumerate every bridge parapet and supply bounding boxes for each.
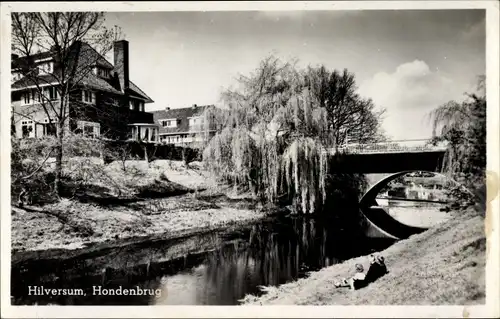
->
[332,139,448,155]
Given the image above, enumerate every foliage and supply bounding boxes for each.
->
[11,133,104,205]
[428,76,486,209]
[11,137,56,205]
[203,56,385,214]
[305,66,385,145]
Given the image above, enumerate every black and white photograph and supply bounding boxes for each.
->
[1,1,498,318]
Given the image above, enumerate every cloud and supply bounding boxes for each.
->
[358,60,461,140]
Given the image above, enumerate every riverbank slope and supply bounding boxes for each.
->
[11,160,267,262]
[242,207,485,305]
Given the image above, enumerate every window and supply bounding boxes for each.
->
[151,128,157,142]
[21,88,58,105]
[94,67,110,78]
[21,120,34,138]
[189,116,205,128]
[129,99,145,112]
[129,126,137,140]
[38,62,53,75]
[82,90,95,104]
[22,92,31,105]
[42,118,57,136]
[160,119,177,128]
[84,125,94,136]
[33,91,41,103]
[44,86,58,100]
[189,117,204,127]
[76,121,100,138]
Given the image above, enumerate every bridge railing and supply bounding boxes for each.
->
[333,139,448,154]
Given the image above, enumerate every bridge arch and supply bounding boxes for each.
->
[358,170,473,240]
[360,171,418,208]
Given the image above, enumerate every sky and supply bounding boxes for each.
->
[103,10,485,140]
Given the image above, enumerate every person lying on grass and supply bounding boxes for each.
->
[334,254,388,290]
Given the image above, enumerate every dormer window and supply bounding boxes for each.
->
[93,66,110,78]
[160,119,177,128]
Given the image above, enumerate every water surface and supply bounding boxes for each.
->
[12,215,395,305]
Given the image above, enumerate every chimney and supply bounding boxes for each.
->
[114,40,129,92]
[165,107,170,111]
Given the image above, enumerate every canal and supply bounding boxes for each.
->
[11,214,396,305]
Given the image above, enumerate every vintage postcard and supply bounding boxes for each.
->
[1,1,498,318]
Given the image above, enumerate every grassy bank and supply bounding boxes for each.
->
[11,159,266,257]
[242,207,485,305]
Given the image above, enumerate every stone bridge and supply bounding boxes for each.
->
[328,139,449,240]
[327,139,448,174]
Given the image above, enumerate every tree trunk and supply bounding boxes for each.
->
[54,124,64,196]
[143,144,149,163]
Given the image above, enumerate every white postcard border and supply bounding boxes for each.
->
[1,1,498,318]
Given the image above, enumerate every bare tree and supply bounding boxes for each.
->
[11,12,120,195]
[104,141,131,171]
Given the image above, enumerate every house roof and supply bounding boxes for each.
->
[11,74,58,90]
[11,41,153,103]
[152,105,214,135]
[12,51,54,69]
[128,81,154,103]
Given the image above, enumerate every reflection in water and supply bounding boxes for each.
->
[12,216,394,305]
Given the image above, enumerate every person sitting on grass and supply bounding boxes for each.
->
[334,254,388,290]
[334,263,366,290]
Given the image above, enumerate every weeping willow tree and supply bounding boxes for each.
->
[203,56,384,214]
[429,76,486,178]
[428,75,486,208]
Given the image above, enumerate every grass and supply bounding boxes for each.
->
[61,158,213,198]
[242,207,485,305]
[11,158,265,254]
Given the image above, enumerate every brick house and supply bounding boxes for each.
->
[11,40,159,143]
[152,104,218,146]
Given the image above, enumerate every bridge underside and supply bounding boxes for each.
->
[329,151,445,174]
[360,206,428,240]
